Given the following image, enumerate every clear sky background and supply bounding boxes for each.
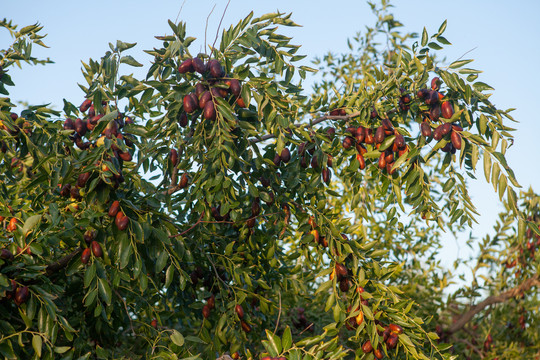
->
[3,1,540,275]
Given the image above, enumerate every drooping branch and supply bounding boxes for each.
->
[447,274,539,334]
[164,112,360,195]
[45,247,82,275]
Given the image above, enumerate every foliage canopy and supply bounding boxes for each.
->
[0,3,538,360]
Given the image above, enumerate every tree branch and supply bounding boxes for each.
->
[448,274,539,334]
[169,211,205,238]
[45,247,82,275]
[248,111,361,144]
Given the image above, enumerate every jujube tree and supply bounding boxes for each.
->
[0,2,538,359]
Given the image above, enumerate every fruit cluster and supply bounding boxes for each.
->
[417,77,463,153]
[61,98,134,192]
[80,233,103,265]
[345,304,364,330]
[59,100,137,265]
[0,112,33,137]
[168,148,189,189]
[0,112,34,178]
[331,262,351,292]
[108,200,129,231]
[341,117,408,175]
[1,217,33,307]
[361,323,403,359]
[202,294,216,319]
[177,56,245,123]
[294,134,334,186]
[334,76,464,176]
[196,275,253,333]
[234,304,252,333]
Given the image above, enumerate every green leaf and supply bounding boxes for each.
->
[315,279,333,295]
[530,221,540,237]
[0,340,16,359]
[97,278,112,305]
[473,81,494,92]
[185,335,207,344]
[421,28,428,47]
[22,215,41,237]
[19,24,39,35]
[165,265,174,288]
[399,333,414,347]
[437,20,447,35]
[116,40,137,52]
[442,178,455,193]
[0,274,8,287]
[483,152,491,183]
[54,347,71,354]
[518,218,525,242]
[32,334,42,358]
[265,329,282,355]
[449,59,473,69]
[458,68,481,75]
[170,330,185,346]
[497,174,507,200]
[84,263,96,288]
[436,35,451,45]
[479,114,488,134]
[507,188,518,214]
[118,234,131,269]
[282,326,292,351]
[428,42,443,50]
[120,55,143,67]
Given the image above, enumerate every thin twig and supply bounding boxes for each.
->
[453,338,484,359]
[444,47,478,70]
[298,322,314,335]
[171,211,204,238]
[206,254,229,288]
[204,5,217,57]
[273,291,282,335]
[174,0,188,25]
[211,0,231,53]
[114,288,136,336]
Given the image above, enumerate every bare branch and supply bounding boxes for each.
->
[204,5,217,56]
[206,254,230,289]
[174,0,187,25]
[169,211,204,238]
[211,0,231,53]
[448,274,540,334]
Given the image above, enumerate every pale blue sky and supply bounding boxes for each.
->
[3,1,540,271]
